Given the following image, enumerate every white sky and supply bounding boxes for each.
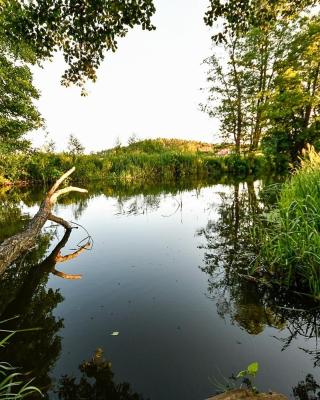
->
[28,0,219,153]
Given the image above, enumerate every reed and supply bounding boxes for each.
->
[258,145,320,296]
[0,139,270,186]
[0,319,43,399]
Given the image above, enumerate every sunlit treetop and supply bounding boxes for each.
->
[0,0,156,87]
[204,0,318,42]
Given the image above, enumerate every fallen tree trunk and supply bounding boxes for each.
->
[0,167,87,275]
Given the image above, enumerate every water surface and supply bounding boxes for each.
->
[0,178,319,399]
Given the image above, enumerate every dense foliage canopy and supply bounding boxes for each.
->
[0,47,42,152]
[0,0,156,86]
[202,0,320,161]
[204,0,318,41]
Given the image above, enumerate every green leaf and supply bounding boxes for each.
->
[247,362,259,376]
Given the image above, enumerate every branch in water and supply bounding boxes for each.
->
[0,167,87,274]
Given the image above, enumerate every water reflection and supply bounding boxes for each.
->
[0,186,33,242]
[198,179,320,367]
[57,348,147,400]
[2,175,320,398]
[115,194,162,216]
[293,374,320,400]
[0,233,64,392]
[0,224,91,394]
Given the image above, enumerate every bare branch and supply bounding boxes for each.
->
[50,186,88,204]
[48,167,76,196]
[51,269,82,280]
[55,241,91,263]
[48,213,72,230]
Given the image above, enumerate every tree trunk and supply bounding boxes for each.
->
[230,38,243,155]
[0,167,87,275]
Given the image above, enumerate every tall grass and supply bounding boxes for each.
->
[0,140,270,186]
[258,145,320,296]
[0,319,42,399]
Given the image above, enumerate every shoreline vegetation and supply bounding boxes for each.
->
[255,145,320,298]
[1,0,320,398]
[0,139,275,187]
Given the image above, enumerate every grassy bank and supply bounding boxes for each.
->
[0,139,270,186]
[257,145,320,297]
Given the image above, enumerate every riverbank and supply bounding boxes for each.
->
[0,139,273,186]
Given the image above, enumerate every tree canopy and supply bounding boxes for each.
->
[204,0,318,42]
[202,0,320,160]
[1,0,156,86]
[0,48,43,152]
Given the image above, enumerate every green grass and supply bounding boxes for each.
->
[0,319,42,399]
[258,145,320,297]
[0,139,270,185]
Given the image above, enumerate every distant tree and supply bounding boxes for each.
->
[67,134,85,157]
[40,133,56,153]
[43,139,56,154]
[114,136,122,148]
[201,34,248,154]
[0,0,156,87]
[128,133,139,145]
[201,20,293,152]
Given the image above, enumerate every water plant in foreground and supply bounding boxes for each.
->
[210,362,260,394]
[257,145,320,297]
[0,319,42,399]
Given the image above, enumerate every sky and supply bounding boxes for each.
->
[29,0,219,153]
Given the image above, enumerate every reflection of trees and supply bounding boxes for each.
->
[115,194,162,216]
[198,181,260,276]
[57,348,147,400]
[268,296,320,367]
[293,374,320,400]
[0,234,64,393]
[0,227,90,395]
[0,187,33,242]
[198,180,320,365]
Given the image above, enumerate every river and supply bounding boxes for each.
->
[0,177,318,399]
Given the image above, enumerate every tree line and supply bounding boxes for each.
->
[0,0,319,163]
[201,0,320,162]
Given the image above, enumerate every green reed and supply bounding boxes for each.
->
[0,319,43,399]
[257,145,320,296]
[0,139,269,185]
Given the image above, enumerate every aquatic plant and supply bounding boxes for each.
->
[257,145,320,297]
[0,320,43,399]
[210,362,260,394]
